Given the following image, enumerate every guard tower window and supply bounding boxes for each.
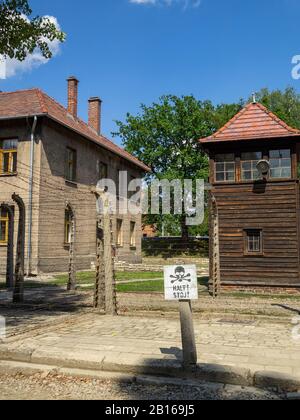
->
[245,229,263,254]
[215,154,235,182]
[269,149,291,179]
[241,152,262,181]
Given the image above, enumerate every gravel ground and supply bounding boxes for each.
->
[0,373,283,400]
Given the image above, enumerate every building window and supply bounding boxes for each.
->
[116,219,123,247]
[245,230,263,254]
[0,139,18,175]
[129,175,141,201]
[98,161,108,180]
[269,149,291,179]
[0,209,9,245]
[130,222,136,248]
[215,154,235,182]
[64,208,73,244]
[65,148,77,182]
[241,152,262,181]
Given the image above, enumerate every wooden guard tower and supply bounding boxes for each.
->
[200,100,300,290]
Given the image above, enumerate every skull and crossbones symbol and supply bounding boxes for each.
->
[170,266,191,284]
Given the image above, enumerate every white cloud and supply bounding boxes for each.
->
[130,0,202,8]
[0,15,62,80]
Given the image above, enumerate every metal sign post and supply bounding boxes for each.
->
[164,265,198,369]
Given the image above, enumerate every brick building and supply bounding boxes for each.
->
[0,77,149,275]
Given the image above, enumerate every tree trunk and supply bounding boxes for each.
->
[181,214,189,241]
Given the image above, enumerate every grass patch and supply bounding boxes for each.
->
[0,274,209,293]
[116,277,209,293]
[52,271,164,286]
[116,272,163,281]
[53,272,95,285]
[117,280,164,293]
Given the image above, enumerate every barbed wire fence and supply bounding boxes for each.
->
[0,162,118,312]
[0,160,215,308]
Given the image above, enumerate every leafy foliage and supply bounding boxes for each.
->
[114,95,242,237]
[0,0,65,60]
[252,87,300,129]
[115,87,300,237]
[115,95,213,180]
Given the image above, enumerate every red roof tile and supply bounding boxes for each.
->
[200,102,300,144]
[0,88,150,172]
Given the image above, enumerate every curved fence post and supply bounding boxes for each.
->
[66,204,77,291]
[92,187,117,315]
[1,203,14,289]
[12,193,26,304]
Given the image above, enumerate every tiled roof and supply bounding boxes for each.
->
[0,88,150,172]
[200,102,300,143]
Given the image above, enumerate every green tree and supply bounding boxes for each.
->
[253,87,300,129]
[114,95,241,238]
[0,0,65,60]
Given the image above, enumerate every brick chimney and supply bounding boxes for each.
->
[88,97,102,135]
[67,76,79,118]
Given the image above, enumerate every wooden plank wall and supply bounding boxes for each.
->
[213,181,300,287]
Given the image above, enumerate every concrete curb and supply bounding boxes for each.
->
[0,360,261,394]
[286,392,300,400]
[254,371,300,393]
[196,363,252,387]
[0,348,299,392]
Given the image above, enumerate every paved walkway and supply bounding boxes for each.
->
[0,286,300,385]
[1,312,300,378]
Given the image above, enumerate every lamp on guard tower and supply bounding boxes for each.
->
[256,159,270,179]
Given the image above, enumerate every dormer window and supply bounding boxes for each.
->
[269,149,291,179]
[215,154,235,183]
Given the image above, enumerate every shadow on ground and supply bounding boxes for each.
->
[0,286,93,336]
[109,357,282,400]
[272,304,300,315]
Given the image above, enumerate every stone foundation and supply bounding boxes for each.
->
[221,284,300,295]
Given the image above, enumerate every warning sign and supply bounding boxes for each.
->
[164,265,198,301]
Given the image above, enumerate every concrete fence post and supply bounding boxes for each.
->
[92,187,117,315]
[12,193,26,304]
[1,203,14,290]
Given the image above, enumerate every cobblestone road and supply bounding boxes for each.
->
[1,311,299,377]
[0,287,300,379]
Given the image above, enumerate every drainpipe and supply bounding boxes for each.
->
[27,116,38,277]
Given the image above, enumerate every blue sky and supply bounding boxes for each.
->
[1,0,300,144]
